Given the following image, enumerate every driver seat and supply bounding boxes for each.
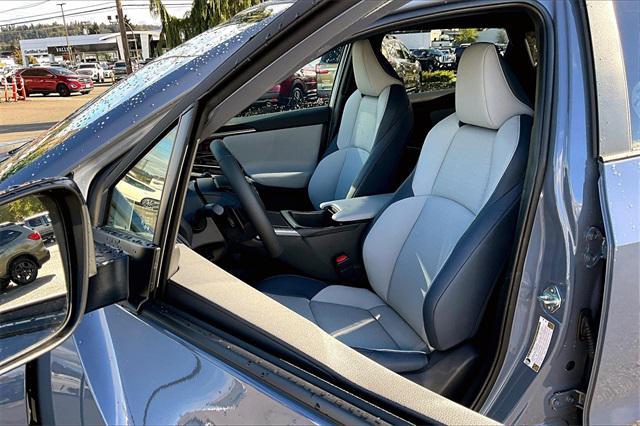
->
[307,39,412,208]
[258,43,533,373]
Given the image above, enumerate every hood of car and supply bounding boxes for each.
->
[76,69,95,75]
[0,2,292,190]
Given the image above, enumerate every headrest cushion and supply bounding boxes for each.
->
[352,39,402,97]
[456,43,533,129]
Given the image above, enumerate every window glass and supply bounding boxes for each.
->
[613,1,640,150]
[106,126,177,240]
[385,29,508,94]
[52,67,75,76]
[27,217,42,227]
[0,230,20,246]
[237,46,344,117]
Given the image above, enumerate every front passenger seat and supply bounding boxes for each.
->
[307,39,412,208]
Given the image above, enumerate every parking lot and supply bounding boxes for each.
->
[0,83,110,144]
[0,242,65,315]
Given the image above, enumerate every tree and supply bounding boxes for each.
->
[88,23,101,35]
[0,196,45,223]
[12,45,23,65]
[149,0,262,51]
[453,28,478,46]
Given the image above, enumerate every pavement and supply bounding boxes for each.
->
[0,83,111,144]
[0,242,66,314]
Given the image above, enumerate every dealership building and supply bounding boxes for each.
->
[19,31,161,64]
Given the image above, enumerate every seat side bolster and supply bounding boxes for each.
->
[349,85,413,198]
[423,185,521,351]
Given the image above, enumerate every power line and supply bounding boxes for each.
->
[0,2,114,25]
[0,3,192,27]
[0,0,50,14]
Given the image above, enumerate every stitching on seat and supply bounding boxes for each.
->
[384,196,427,302]
[425,121,458,195]
[368,307,404,350]
[310,300,401,349]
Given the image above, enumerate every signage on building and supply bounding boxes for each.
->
[23,48,48,55]
[48,46,70,54]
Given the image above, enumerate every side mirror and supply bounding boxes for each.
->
[0,178,92,375]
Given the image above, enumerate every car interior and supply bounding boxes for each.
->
[171,9,540,403]
[104,6,543,407]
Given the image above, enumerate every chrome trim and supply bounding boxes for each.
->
[210,128,256,138]
[273,227,300,237]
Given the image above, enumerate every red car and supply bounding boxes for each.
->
[17,67,94,97]
[257,62,317,106]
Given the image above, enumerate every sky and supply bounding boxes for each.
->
[0,0,194,27]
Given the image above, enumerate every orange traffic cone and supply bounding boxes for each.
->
[18,76,26,100]
[11,78,17,102]
[19,76,27,101]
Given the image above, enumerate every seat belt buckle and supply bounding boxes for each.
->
[334,253,354,280]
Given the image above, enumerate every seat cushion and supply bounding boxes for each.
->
[258,275,427,352]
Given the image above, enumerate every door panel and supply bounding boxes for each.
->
[224,124,323,188]
[218,106,330,190]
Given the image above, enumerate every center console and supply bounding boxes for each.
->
[272,193,393,282]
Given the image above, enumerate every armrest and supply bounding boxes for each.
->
[320,194,393,223]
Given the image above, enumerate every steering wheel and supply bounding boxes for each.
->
[209,139,283,258]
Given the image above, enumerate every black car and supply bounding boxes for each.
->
[410,48,443,71]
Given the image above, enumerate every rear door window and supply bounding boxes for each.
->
[237,46,345,117]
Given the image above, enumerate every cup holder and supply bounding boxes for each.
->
[282,209,335,229]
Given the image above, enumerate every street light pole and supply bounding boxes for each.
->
[57,3,74,65]
[125,22,139,60]
[115,0,132,74]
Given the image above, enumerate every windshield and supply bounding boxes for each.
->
[0,2,291,184]
[51,67,76,76]
[78,64,95,69]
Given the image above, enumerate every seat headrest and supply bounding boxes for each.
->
[456,43,533,129]
[352,39,402,97]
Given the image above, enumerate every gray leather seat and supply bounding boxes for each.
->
[307,39,412,208]
[259,43,533,372]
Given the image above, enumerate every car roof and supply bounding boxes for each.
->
[24,212,49,220]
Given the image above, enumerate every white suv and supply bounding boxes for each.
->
[75,63,105,83]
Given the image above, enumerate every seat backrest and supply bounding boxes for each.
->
[307,39,412,208]
[363,43,533,351]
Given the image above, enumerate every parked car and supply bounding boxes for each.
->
[257,61,318,106]
[23,212,54,242]
[0,223,50,289]
[17,66,93,96]
[75,63,105,83]
[434,47,456,69]
[381,35,422,92]
[115,173,163,208]
[411,47,444,71]
[0,2,637,426]
[316,46,344,98]
[112,60,128,81]
[99,62,115,81]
